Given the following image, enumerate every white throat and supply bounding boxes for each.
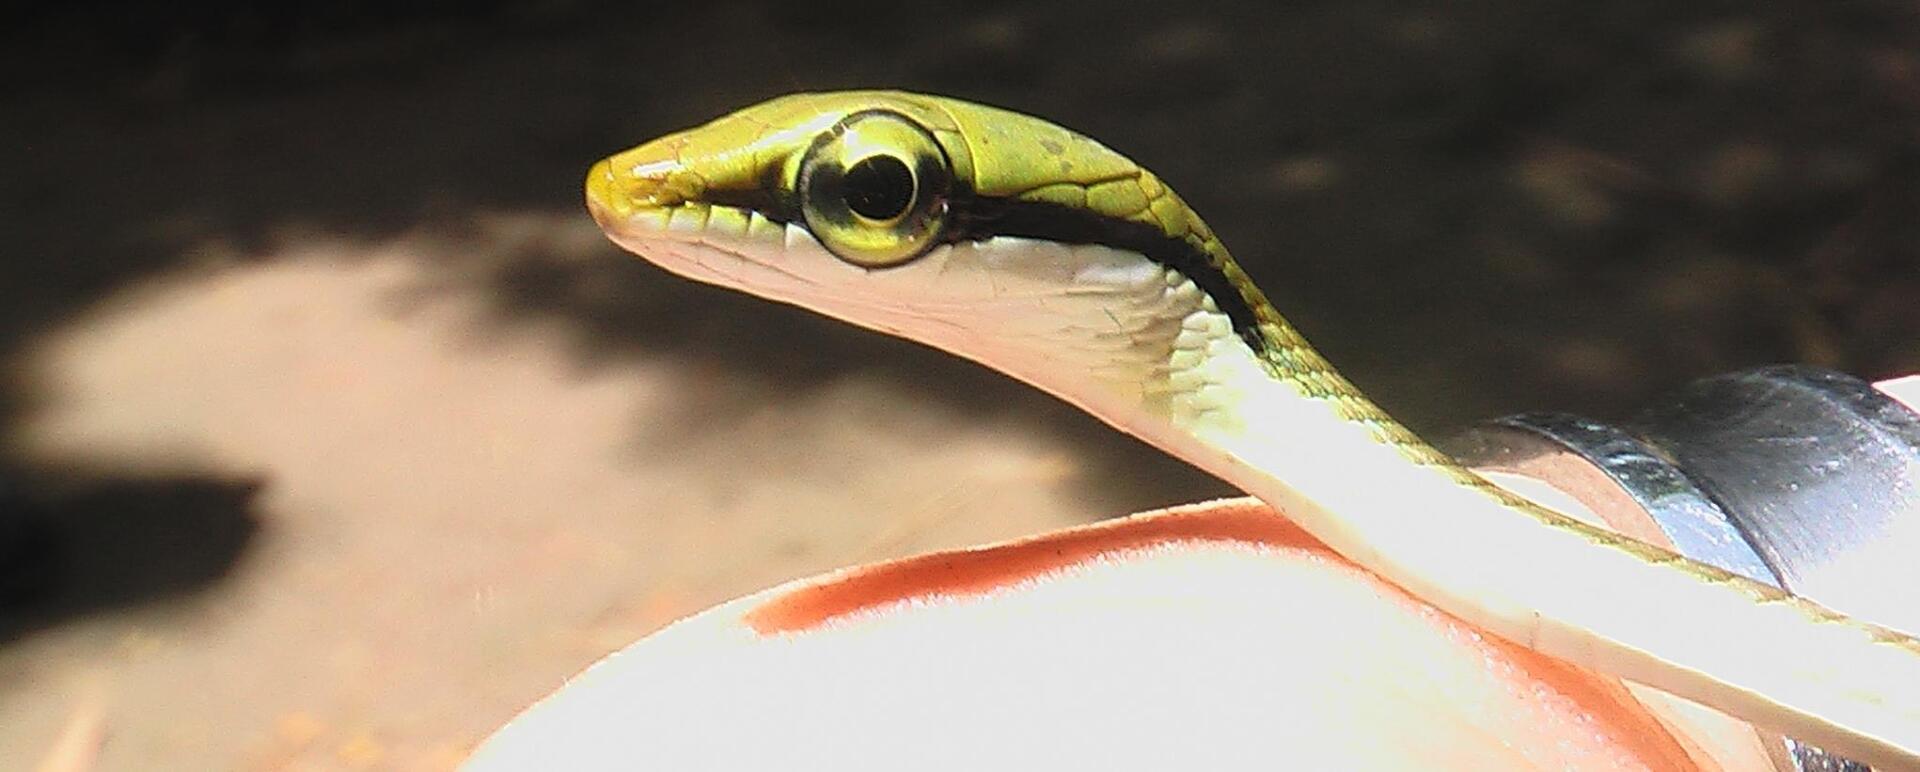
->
[626,220,1270,445]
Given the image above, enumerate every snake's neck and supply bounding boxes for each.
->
[1005,256,1572,632]
[852,235,1537,600]
[1147,301,1476,553]
[906,236,1465,507]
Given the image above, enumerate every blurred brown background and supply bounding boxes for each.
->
[2,1,1916,768]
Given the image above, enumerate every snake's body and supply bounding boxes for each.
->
[586,91,1920,768]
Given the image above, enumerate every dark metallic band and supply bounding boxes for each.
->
[1451,366,1920,772]
[1629,366,1920,633]
[1456,412,1778,584]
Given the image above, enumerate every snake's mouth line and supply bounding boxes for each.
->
[590,200,983,344]
[598,204,815,290]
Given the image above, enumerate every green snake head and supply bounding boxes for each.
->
[585,91,1290,430]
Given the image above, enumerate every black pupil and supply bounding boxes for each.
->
[843,155,916,220]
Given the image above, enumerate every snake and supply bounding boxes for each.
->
[583,91,1920,768]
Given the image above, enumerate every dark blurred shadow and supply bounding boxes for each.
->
[0,470,262,643]
[4,1,1915,427]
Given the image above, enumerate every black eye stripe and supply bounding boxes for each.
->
[844,155,915,221]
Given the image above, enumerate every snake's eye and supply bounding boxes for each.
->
[798,111,951,267]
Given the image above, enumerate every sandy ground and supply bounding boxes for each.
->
[1,3,1914,769]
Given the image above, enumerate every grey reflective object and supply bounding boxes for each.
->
[1453,412,1779,585]
[1452,366,1920,772]
[1633,366,1920,634]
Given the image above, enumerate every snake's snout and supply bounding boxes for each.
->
[584,135,711,232]
[584,158,622,227]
